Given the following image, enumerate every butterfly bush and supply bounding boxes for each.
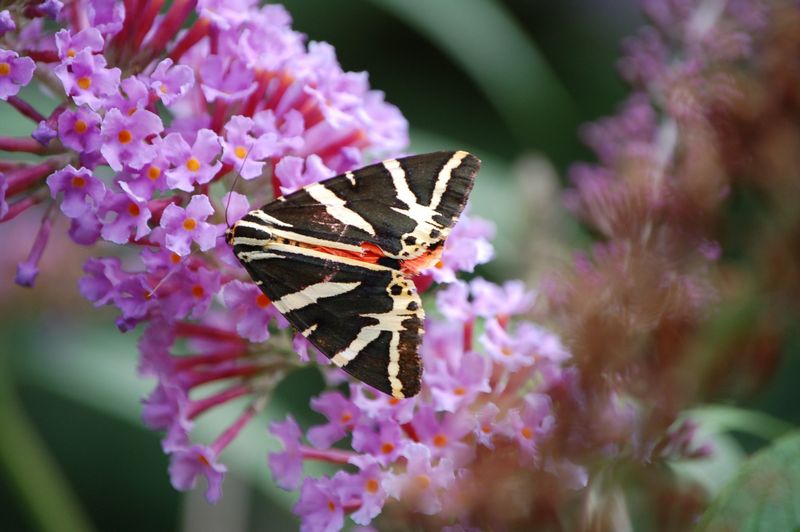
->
[0,0,496,512]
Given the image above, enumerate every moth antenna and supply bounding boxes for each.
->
[146,248,200,299]
[225,144,256,229]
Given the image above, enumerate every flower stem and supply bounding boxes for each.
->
[0,137,48,154]
[7,96,46,123]
[300,446,355,464]
[0,353,95,532]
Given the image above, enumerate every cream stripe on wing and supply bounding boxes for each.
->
[249,210,292,227]
[429,150,468,210]
[305,183,376,235]
[331,327,381,367]
[387,331,403,398]
[267,227,364,253]
[231,236,270,247]
[272,281,361,313]
[235,220,273,235]
[383,159,417,207]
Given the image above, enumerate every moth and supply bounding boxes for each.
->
[226,151,480,399]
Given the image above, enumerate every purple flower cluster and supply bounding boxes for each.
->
[266,278,574,529]
[0,0,494,514]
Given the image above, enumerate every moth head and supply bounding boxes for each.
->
[225,226,235,245]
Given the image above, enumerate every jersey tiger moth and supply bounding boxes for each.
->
[226,151,480,399]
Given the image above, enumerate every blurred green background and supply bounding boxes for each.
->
[8,1,793,531]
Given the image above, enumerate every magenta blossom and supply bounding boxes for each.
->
[148,58,194,105]
[47,165,105,219]
[0,50,35,100]
[100,107,164,171]
[100,181,151,244]
[58,106,102,153]
[54,49,120,109]
[168,444,227,503]
[159,195,220,256]
[163,130,223,192]
[0,11,15,36]
[54,27,104,61]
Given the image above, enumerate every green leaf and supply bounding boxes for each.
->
[367,0,579,160]
[688,405,795,442]
[695,430,800,532]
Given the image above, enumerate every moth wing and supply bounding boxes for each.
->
[260,151,480,260]
[232,242,423,398]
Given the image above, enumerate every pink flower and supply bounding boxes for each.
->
[0,50,35,100]
[54,49,120,109]
[163,129,223,192]
[100,107,164,171]
[159,195,220,256]
[47,165,105,219]
[168,444,227,503]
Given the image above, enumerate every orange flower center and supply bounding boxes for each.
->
[453,386,466,396]
[521,427,533,440]
[67,48,77,58]
[256,293,271,308]
[415,474,431,489]
[127,203,140,217]
[159,84,168,93]
[170,253,181,264]
[340,412,353,423]
[380,442,395,454]
[0,62,9,76]
[74,119,88,134]
[501,346,513,357]
[365,478,380,494]
[327,500,335,512]
[77,76,92,90]
[182,218,197,231]
[118,129,133,144]
[435,260,444,269]
[388,398,400,406]
[235,146,248,159]
[147,166,161,180]
[192,285,205,298]
[197,454,210,466]
[186,157,201,172]
[71,176,86,188]
[433,434,448,448]
[481,424,492,434]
